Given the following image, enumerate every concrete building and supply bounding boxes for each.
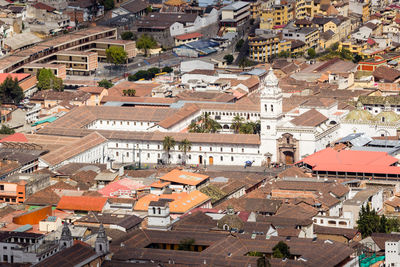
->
[220,1,251,28]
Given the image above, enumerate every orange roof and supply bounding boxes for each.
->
[56,196,108,212]
[175,32,203,41]
[134,190,210,213]
[0,73,30,83]
[0,133,28,143]
[150,181,170,188]
[159,169,209,186]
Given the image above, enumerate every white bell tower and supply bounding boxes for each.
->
[260,68,282,162]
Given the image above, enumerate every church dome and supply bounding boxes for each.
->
[373,111,400,123]
[345,109,373,122]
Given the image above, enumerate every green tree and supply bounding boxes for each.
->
[162,66,173,73]
[188,113,221,133]
[236,39,244,52]
[179,138,192,165]
[122,89,136,96]
[0,125,15,134]
[102,0,114,10]
[121,31,136,41]
[37,68,63,91]
[98,79,113,89]
[178,238,195,251]
[357,205,380,238]
[353,54,363,63]
[106,46,128,66]
[272,241,290,259]
[231,115,244,134]
[238,58,253,70]
[162,136,175,164]
[145,6,152,14]
[224,54,234,65]
[340,48,353,61]
[387,217,400,233]
[136,34,157,57]
[278,51,290,58]
[0,76,24,104]
[379,215,388,233]
[240,122,257,134]
[148,67,160,76]
[307,48,316,59]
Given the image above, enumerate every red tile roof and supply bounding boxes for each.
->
[33,2,56,12]
[56,196,108,211]
[0,73,30,84]
[0,133,28,143]
[298,148,400,175]
[175,32,203,40]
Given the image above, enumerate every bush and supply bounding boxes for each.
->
[235,39,244,52]
[121,31,136,41]
[98,79,113,89]
[162,66,173,73]
[307,48,316,59]
[223,54,234,65]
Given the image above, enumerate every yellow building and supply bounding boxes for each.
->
[338,41,368,57]
[248,34,291,62]
[362,0,371,23]
[260,2,293,29]
[295,0,307,19]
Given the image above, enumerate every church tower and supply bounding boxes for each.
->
[260,68,283,162]
[59,222,73,249]
[95,223,109,255]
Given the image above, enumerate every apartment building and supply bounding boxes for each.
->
[0,26,116,74]
[0,173,50,204]
[220,1,251,28]
[22,63,67,79]
[40,51,98,76]
[248,34,291,62]
[282,26,320,49]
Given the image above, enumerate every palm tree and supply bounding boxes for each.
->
[179,139,192,165]
[162,136,175,164]
[231,115,244,133]
[189,114,221,133]
[188,121,202,133]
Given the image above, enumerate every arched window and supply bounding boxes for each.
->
[264,104,267,111]
[223,224,230,231]
[271,105,274,112]
[382,117,385,122]
[158,208,161,214]
[286,137,290,144]
[153,207,156,214]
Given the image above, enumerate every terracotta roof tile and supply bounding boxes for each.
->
[40,132,107,167]
[56,196,108,211]
[290,109,328,127]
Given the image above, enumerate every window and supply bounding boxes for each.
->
[264,104,267,111]
[126,152,129,157]
[220,147,223,152]
[158,145,160,149]
[0,185,4,191]
[242,148,244,153]
[147,153,150,158]
[220,156,223,161]
[158,153,160,158]
[126,144,129,148]
[231,156,234,161]
[116,152,119,157]
[267,125,270,130]
[147,144,150,149]
[189,155,191,159]
[178,154,181,159]
[271,105,274,112]
[199,146,202,151]
[210,147,212,151]
[120,121,122,125]
[116,143,118,148]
